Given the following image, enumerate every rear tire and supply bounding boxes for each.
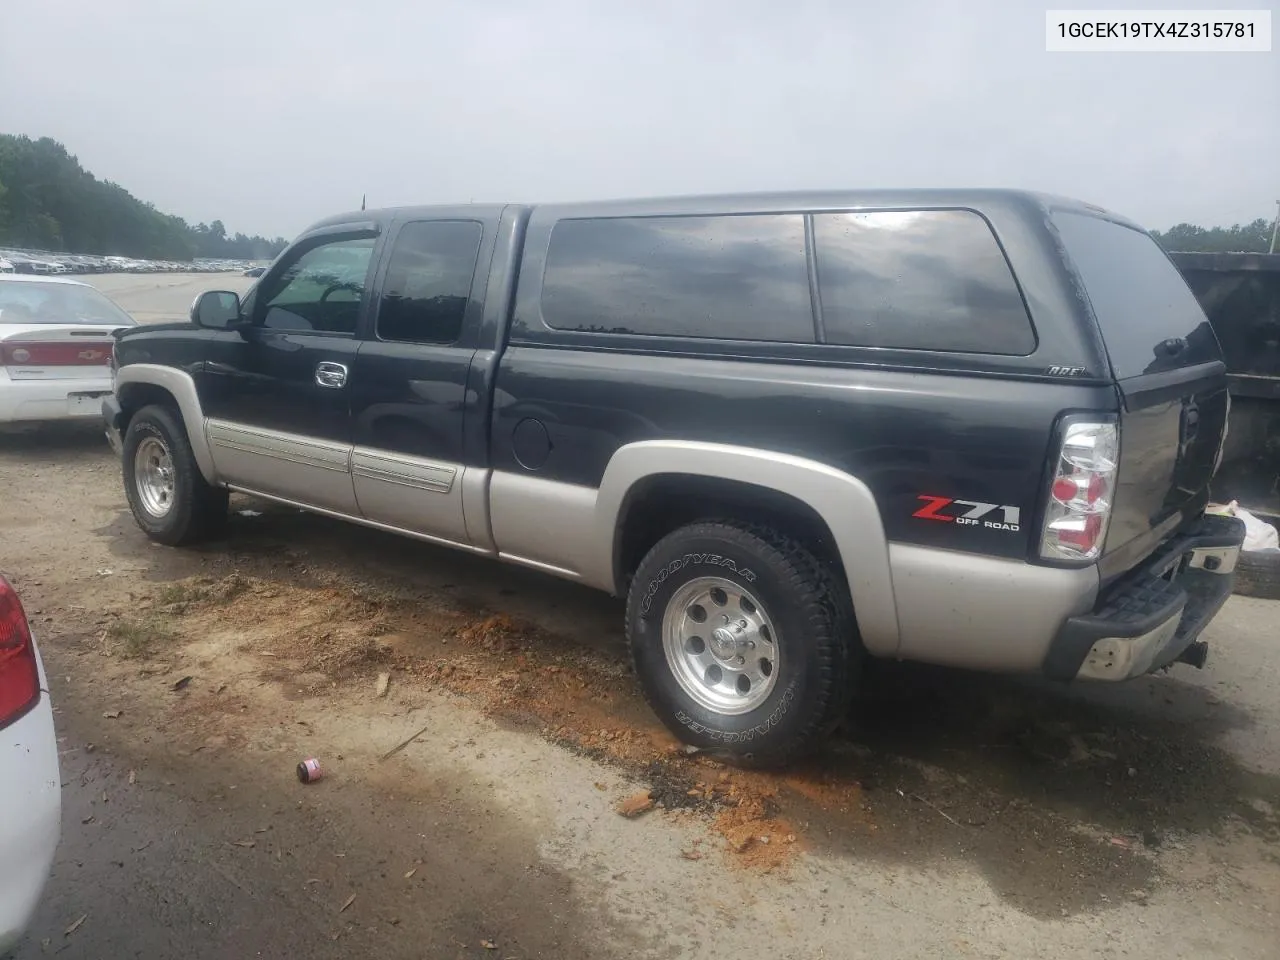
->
[625,520,858,768]
[122,403,227,546]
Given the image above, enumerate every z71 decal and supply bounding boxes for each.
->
[913,496,1021,532]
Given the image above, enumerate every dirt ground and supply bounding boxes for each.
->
[2,273,1279,958]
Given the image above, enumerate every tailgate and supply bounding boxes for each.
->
[1052,212,1229,580]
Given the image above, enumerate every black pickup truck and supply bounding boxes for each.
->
[102,189,1245,765]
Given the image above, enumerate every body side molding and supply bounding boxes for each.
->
[208,420,351,473]
[350,448,457,493]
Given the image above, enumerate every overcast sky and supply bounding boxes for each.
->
[1,0,1276,239]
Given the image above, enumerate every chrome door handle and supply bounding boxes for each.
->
[315,361,348,389]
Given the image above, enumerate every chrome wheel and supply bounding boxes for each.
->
[134,436,176,518]
[661,576,780,716]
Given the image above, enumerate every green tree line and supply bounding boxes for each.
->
[0,134,288,261]
[3,132,1272,259]
[1152,217,1276,254]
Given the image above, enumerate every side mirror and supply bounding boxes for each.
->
[190,290,243,330]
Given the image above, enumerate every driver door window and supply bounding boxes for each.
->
[257,237,376,334]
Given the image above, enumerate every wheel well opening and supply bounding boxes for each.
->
[118,383,179,426]
[613,474,846,591]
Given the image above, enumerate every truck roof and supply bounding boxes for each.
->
[304,188,1146,235]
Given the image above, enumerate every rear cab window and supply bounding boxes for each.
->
[1052,212,1222,380]
[376,220,484,345]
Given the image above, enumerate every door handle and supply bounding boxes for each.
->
[315,361,348,389]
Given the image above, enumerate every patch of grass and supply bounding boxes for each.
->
[210,573,249,603]
[156,581,209,606]
[305,635,391,672]
[155,574,249,609]
[347,580,408,609]
[104,617,178,659]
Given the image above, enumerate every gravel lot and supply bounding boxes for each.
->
[1,273,1277,959]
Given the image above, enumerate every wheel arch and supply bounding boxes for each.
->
[613,473,845,589]
[594,441,900,656]
[116,364,216,483]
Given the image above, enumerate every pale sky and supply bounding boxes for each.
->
[1,0,1276,239]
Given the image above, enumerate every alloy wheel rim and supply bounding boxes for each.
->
[661,576,780,715]
[134,436,176,518]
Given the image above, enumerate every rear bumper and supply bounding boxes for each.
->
[1043,513,1246,681]
[0,375,115,425]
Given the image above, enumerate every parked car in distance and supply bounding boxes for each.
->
[0,260,13,274]
[104,189,1245,766]
[242,265,266,277]
[0,574,62,956]
[1,275,137,426]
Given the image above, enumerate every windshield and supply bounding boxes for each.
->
[0,280,137,326]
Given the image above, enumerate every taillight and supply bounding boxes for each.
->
[1,341,115,367]
[1039,419,1119,562]
[0,575,40,730]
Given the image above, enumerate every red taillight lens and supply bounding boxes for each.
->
[1050,472,1109,507]
[1039,420,1119,562]
[1051,477,1079,503]
[1,341,114,367]
[0,576,41,730]
[1055,514,1104,551]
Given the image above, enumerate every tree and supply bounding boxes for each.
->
[0,133,288,260]
[1151,217,1274,254]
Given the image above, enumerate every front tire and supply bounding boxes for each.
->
[625,521,857,767]
[122,403,227,546]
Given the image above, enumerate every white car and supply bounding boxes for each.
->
[0,275,137,426]
[0,574,61,955]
